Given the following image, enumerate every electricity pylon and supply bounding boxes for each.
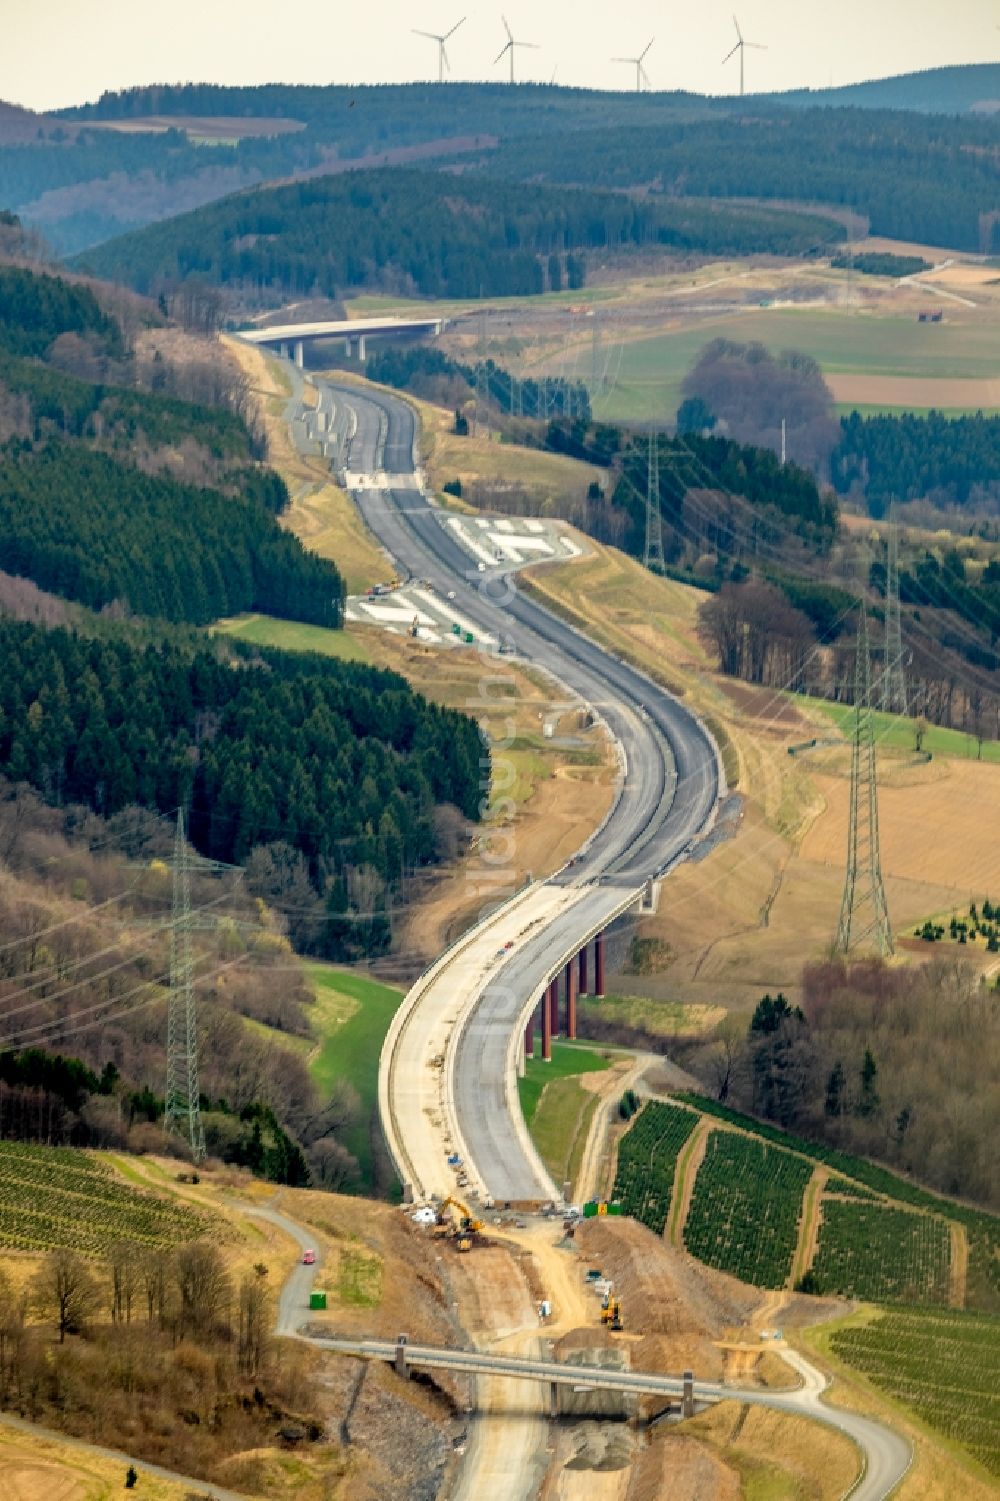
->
[882,505,908,714]
[643,430,665,573]
[165,808,206,1161]
[835,606,894,957]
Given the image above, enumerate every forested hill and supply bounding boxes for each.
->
[61,67,1000,131]
[481,109,1000,254]
[6,78,996,255]
[0,621,483,960]
[73,168,843,299]
[543,416,838,563]
[0,263,343,627]
[0,264,123,358]
[773,63,1000,116]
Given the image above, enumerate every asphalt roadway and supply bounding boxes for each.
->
[268,364,913,1500]
[310,376,721,1200]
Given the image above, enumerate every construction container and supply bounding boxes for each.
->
[309,1291,328,1311]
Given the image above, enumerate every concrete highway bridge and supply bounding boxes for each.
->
[238,315,445,367]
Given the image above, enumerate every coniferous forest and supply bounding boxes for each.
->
[0,264,343,626]
[833,411,1000,512]
[73,168,845,300]
[0,257,484,962]
[0,621,482,953]
[0,440,341,626]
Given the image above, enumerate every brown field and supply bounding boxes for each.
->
[519,541,1000,1006]
[0,1425,197,1501]
[624,751,1000,1008]
[920,264,1000,291]
[827,373,1000,409]
[802,760,1000,894]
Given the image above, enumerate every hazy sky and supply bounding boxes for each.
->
[6,0,998,113]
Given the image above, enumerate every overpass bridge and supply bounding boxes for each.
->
[238,315,446,367]
[307,1331,914,1500]
[312,1334,702,1416]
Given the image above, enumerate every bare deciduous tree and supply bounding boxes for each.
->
[173,1241,232,1338]
[32,1248,100,1343]
[237,1270,271,1379]
[109,1240,139,1325]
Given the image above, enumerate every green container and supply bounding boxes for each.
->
[464,632,475,644]
[583,1201,599,1218]
[607,1202,623,1216]
[309,1291,327,1311]
[451,623,461,635]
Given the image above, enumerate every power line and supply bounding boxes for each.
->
[835,605,894,959]
[882,502,908,715]
[164,810,205,1163]
[643,430,665,573]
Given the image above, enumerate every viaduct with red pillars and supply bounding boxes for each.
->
[523,930,606,1064]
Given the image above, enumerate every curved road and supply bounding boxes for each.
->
[305,1335,912,1501]
[235,1191,911,1501]
[264,362,913,1501]
[308,375,720,1202]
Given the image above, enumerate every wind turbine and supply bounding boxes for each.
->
[494,15,539,84]
[613,37,654,94]
[413,16,466,83]
[722,15,766,97]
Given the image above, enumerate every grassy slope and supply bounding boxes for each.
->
[518,1041,610,1190]
[796,692,1000,764]
[388,389,606,506]
[578,993,724,1037]
[306,965,404,1188]
[0,1424,206,1501]
[213,613,373,660]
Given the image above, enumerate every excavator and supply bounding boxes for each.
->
[435,1196,484,1252]
[601,1295,624,1331]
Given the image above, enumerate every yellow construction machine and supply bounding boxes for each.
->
[601,1296,624,1332]
[436,1196,484,1249]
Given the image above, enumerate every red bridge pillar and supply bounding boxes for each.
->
[595,931,606,998]
[542,984,554,1062]
[564,959,578,1040]
[524,1012,535,1061]
[578,946,588,996]
[548,977,560,1041]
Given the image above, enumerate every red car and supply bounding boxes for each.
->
[302,1249,316,1266]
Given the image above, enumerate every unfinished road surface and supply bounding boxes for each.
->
[294,373,720,1204]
